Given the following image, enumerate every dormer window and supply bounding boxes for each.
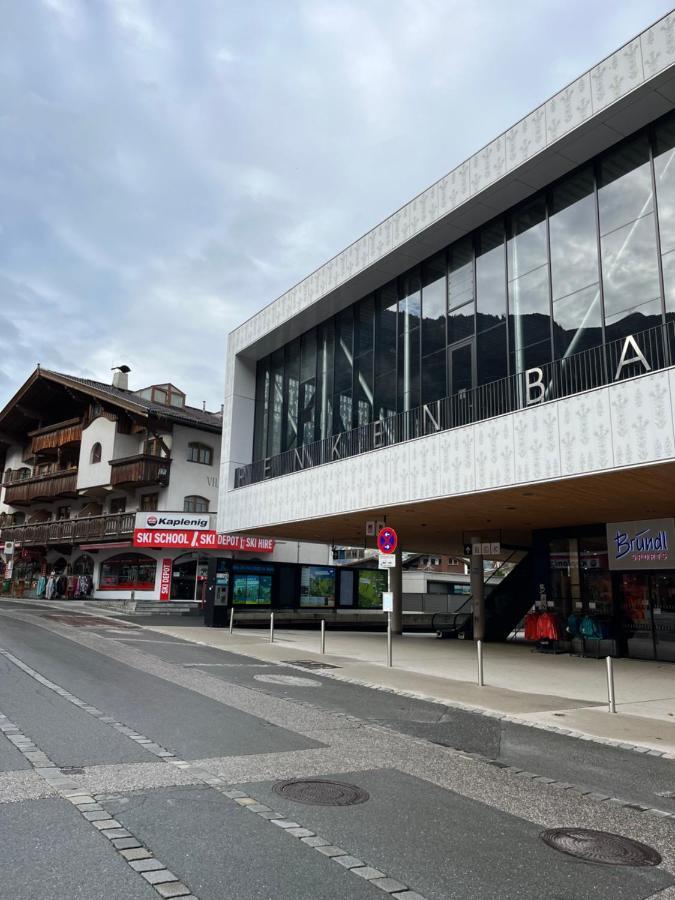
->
[136,383,186,408]
[187,442,213,465]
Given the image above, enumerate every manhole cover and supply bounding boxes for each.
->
[253,674,321,687]
[273,779,369,807]
[541,828,662,867]
[283,659,340,670]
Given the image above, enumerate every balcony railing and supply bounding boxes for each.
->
[4,467,78,506]
[109,454,171,488]
[0,512,135,547]
[235,320,675,488]
[29,418,83,455]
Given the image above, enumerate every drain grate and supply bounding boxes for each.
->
[283,660,340,670]
[60,767,85,775]
[273,779,369,807]
[541,828,661,867]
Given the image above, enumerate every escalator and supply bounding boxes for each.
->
[434,549,534,641]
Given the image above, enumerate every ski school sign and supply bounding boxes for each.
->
[133,530,275,553]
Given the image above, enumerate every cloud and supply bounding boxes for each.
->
[0,0,672,411]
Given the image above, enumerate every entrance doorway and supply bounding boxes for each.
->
[170,554,208,602]
[620,572,675,661]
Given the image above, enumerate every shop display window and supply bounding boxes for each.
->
[232,573,272,605]
[357,570,387,608]
[299,566,336,608]
[99,553,156,591]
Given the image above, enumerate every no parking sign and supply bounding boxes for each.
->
[377,527,398,554]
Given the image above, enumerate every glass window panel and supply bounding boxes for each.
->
[300,329,317,381]
[299,380,316,446]
[316,321,334,440]
[598,134,653,235]
[476,221,506,331]
[508,196,547,279]
[332,390,352,434]
[661,249,675,315]
[268,349,284,457]
[447,302,475,345]
[355,351,373,426]
[604,297,663,344]
[552,284,603,357]
[334,308,354,392]
[399,268,421,328]
[654,114,675,256]
[448,235,474,311]
[375,371,397,421]
[422,253,446,355]
[477,324,507,385]
[356,296,374,357]
[253,359,270,461]
[549,167,599,301]
[509,264,551,354]
[449,343,473,394]
[421,349,446,405]
[284,339,300,451]
[600,213,660,320]
[376,283,397,374]
[398,326,420,412]
[510,338,551,375]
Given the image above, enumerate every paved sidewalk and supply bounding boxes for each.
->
[141,623,675,756]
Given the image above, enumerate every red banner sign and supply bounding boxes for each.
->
[133,530,275,553]
[159,558,172,601]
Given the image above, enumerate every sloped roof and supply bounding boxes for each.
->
[43,371,222,433]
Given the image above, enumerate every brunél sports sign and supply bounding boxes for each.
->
[606,518,675,571]
[133,512,275,553]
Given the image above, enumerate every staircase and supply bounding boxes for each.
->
[132,600,203,616]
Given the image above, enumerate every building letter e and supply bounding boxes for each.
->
[525,367,545,405]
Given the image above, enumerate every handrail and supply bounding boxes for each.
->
[236,320,674,488]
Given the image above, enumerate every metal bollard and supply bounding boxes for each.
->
[477,640,484,687]
[269,611,275,644]
[321,619,326,654]
[229,606,234,635]
[606,655,616,713]
[387,611,392,667]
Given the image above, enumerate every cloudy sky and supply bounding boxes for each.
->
[0,0,672,410]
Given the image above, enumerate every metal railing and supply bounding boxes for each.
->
[0,512,135,547]
[236,320,674,488]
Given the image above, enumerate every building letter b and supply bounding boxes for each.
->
[525,367,545,405]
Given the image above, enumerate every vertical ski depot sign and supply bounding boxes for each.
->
[133,513,275,553]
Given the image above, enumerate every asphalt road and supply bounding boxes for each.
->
[0,600,673,900]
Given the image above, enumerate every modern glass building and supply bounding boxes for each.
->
[220,14,675,660]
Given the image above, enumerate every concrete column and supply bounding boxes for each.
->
[391,547,403,635]
[470,536,485,642]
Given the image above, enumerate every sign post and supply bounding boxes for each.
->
[378,527,398,663]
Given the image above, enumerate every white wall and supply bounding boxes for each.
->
[77,417,117,490]
[220,367,675,533]
[0,444,28,514]
[166,425,220,513]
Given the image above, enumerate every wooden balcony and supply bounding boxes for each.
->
[0,512,135,547]
[4,468,78,506]
[109,453,171,488]
[29,418,83,455]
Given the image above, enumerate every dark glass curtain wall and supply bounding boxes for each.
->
[252,111,675,463]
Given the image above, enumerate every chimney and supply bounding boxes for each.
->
[111,365,131,390]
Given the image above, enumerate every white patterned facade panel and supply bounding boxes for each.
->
[436,426,475,497]
[642,10,675,78]
[513,404,561,483]
[559,388,613,475]
[505,107,547,173]
[591,38,644,113]
[610,371,675,468]
[546,73,593,143]
[469,135,506,195]
[437,162,471,216]
[473,414,515,489]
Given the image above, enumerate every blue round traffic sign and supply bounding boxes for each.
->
[377,527,398,554]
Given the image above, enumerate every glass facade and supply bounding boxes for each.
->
[250,113,675,466]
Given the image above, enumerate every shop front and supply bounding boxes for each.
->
[535,518,675,661]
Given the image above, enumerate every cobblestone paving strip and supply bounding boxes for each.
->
[0,646,430,899]
[0,712,197,900]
